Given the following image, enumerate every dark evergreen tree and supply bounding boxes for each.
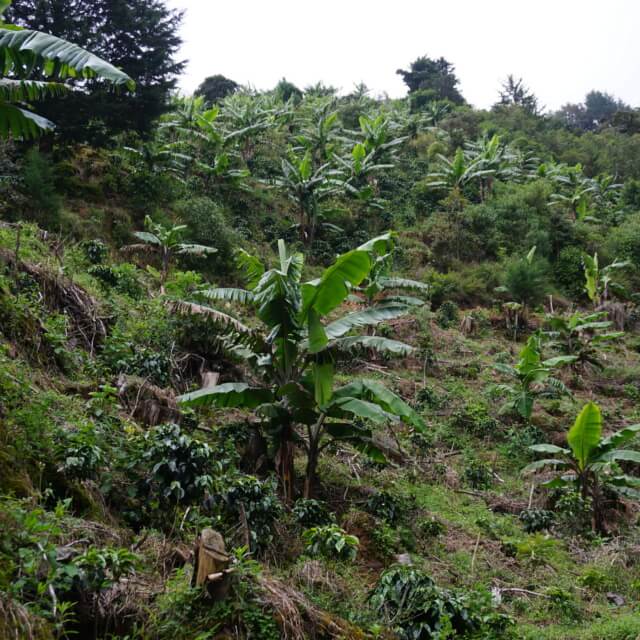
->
[556,90,629,131]
[396,55,465,105]
[274,77,303,104]
[497,75,540,115]
[195,74,239,105]
[7,0,185,143]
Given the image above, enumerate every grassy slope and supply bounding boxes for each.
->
[1,221,640,639]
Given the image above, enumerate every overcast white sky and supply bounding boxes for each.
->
[166,0,640,111]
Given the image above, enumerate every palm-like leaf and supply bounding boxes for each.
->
[0,78,68,101]
[169,300,251,334]
[567,401,602,470]
[329,335,414,357]
[0,101,51,138]
[0,28,134,88]
[201,287,255,304]
[178,382,273,408]
[325,304,410,339]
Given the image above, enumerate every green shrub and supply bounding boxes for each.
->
[210,475,283,552]
[302,524,359,561]
[292,498,334,527]
[463,459,493,489]
[370,565,511,639]
[555,245,587,299]
[519,508,555,533]
[419,517,447,538]
[55,422,104,481]
[175,197,237,274]
[88,263,144,298]
[435,300,459,328]
[450,403,498,438]
[21,149,61,229]
[503,254,550,308]
[365,490,403,525]
[138,423,215,506]
[82,239,108,265]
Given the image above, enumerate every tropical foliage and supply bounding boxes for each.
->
[524,402,640,532]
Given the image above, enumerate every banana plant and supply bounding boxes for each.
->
[355,114,407,159]
[493,332,576,421]
[176,234,426,501]
[523,401,640,533]
[544,311,624,372]
[123,216,216,294]
[351,239,429,313]
[275,149,343,245]
[463,134,509,201]
[427,147,492,200]
[294,99,341,164]
[583,252,630,307]
[0,0,134,138]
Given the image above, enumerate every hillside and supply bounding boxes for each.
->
[2,9,640,639]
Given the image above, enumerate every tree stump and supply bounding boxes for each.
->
[193,528,232,599]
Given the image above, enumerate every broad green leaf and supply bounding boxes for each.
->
[236,249,265,290]
[542,355,577,368]
[596,449,640,464]
[132,231,161,245]
[325,422,372,439]
[307,308,328,353]
[522,458,569,474]
[0,102,53,139]
[331,379,426,432]
[599,423,640,451]
[329,335,413,357]
[178,382,273,408]
[567,401,602,470]
[329,397,396,424]
[0,28,135,89]
[302,249,371,317]
[377,276,430,292]
[529,444,570,455]
[201,288,254,304]
[313,360,333,407]
[325,305,409,339]
[169,300,251,334]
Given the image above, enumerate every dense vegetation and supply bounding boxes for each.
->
[2,2,640,638]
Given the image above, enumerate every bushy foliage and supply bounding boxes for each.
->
[370,565,511,639]
[137,423,215,506]
[292,498,334,527]
[302,524,359,561]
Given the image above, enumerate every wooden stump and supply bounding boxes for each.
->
[193,528,233,599]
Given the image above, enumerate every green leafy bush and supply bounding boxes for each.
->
[82,239,108,265]
[138,423,215,505]
[450,403,498,437]
[55,422,104,481]
[365,490,403,525]
[302,524,359,561]
[210,475,283,551]
[502,253,550,308]
[519,508,555,533]
[435,300,459,328]
[370,565,510,639]
[88,263,144,298]
[292,498,334,527]
[21,149,61,229]
[463,459,494,489]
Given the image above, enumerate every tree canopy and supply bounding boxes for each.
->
[7,0,184,143]
[396,55,465,105]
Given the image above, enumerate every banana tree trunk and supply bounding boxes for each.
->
[304,446,319,499]
[275,429,295,504]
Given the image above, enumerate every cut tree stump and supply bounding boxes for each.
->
[193,528,232,599]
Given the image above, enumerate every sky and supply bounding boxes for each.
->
[165,0,640,112]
